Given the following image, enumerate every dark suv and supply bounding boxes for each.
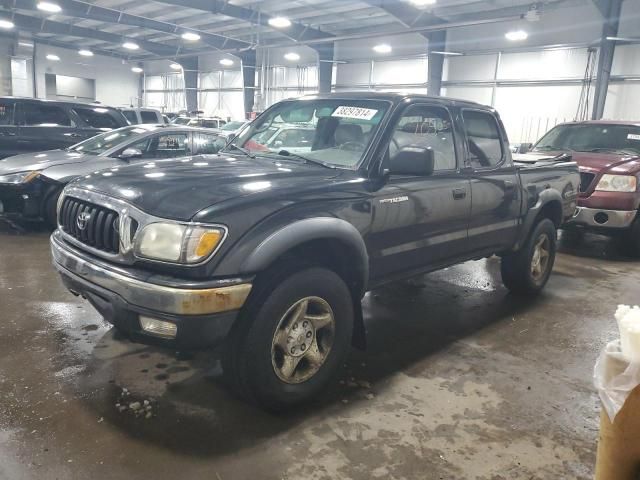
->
[0,97,128,159]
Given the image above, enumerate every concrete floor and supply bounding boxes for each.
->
[0,225,637,480]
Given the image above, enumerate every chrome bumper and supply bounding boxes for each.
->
[568,207,637,229]
[50,232,252,316]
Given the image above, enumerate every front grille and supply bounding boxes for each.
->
[59,197,120,254]
[579,172,596,193]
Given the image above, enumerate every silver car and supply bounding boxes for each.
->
[0,124,225,227]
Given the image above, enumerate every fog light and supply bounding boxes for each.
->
[139,316,177,339]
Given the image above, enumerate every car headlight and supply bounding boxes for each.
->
[0,171,40,184]
[135,222,226,264]
[595,174,638,192]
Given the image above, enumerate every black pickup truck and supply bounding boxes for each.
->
[50,93,579,409]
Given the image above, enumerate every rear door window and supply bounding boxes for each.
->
[193,133,225,154]
[0,101,15,125]
[140,111,159,123]
[21,102,74,127]
[130,133,190,159]
[73,107,121,129]
[462,110,504,168]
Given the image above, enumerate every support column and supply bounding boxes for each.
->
[315,43,334,94]
[427,30,446,97]
[592,0,624,119]
[178,56,198,114]
[239,50,256,119]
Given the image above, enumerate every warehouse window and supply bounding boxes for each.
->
[463,110,503,168]
[73,107,121,129]
[22,103,73,127]
[390,105,456,171]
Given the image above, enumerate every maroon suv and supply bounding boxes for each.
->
[530,121,640,255]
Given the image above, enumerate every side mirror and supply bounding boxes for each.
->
[389,146,435,176]
[119,148,142,160]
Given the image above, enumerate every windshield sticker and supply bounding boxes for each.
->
[332,106,378,121]
[627,133,640,141]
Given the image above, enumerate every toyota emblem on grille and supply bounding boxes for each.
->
[76,211,91,231]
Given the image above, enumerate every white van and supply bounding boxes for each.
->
[119,107,165,125]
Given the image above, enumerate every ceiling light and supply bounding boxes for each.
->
[373,44,392,54]
[170,63,181,70]
[219,58,234,67]
[0,19,14,29]
[268,16,292,28]
[37,1,62,12]
[410,0,436,6]
[505,29,528,41]
[78,49,93,57]
[131,67,143,73]
[122,42,139,50]
[430,50,463,56]
[46,54,60,61]
[181,32,200,41]
[284,52,300,62]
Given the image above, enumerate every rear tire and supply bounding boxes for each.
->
[223,265,354,411]
[618,215,640,258]
[501,218,557,295]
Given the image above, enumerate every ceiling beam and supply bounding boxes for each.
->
[0,31,134,59]
[7,0,251,50]
[360,0,445,38]
[0,9,185,56]
[151,0,334,43]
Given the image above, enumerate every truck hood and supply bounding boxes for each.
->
[533,150,640,174]
[0,150,95,175]
[69,154,344,221]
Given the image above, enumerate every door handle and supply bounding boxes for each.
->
[452,187,467,200]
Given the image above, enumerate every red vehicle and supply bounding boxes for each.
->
[529,121,640,255]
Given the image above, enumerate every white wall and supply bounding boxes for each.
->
[34,44,139,106]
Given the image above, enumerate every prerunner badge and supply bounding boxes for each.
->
[332,106,378,121]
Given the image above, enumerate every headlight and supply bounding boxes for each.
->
[135,222,226,264]
[595,174,637,192]
[0,171,40,184]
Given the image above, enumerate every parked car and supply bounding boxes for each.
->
[216,120,250,139]
[0,97,128,159]
[528,120,640,255]
[0,124,225,227]
[173,116,227,129]
[50,93,578,409]
[119,107,165,125]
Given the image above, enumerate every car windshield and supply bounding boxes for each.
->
[221,121,245,131]
[69,125,154,155]
[230,99,390,169]
[534,124,640,155]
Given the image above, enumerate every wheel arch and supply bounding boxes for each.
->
[514,189,563,251]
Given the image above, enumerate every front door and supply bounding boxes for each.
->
[367,103,471,281]
[17,101,79,153]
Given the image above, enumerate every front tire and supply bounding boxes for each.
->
[501,218,557,295]
[223,266,354,411]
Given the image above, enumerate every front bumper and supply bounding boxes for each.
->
[0,183,43,220]
[568,206,637,229]
[51,231,252,349]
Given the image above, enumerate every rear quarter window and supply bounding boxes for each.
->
[74,107,122,129]
[122,110,138,124]
[140,111,159,123]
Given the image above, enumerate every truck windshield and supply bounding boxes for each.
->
[231,99,390,168]
[534,124,640,155]
[68,125,156,155]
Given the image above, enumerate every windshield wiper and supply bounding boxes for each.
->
[224,143,255,159]
[581,147,638,156]
[276,150,336,169]
[534,146,567,151]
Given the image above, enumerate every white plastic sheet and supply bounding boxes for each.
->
[594,339,640,422]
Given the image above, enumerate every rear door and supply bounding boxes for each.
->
[461,109,521,254]
[17,101,79,153]
[0,99,19,159]
[368,102,471,280]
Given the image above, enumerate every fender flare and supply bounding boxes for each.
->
[514,188,563,250]
[239,217,369,294]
